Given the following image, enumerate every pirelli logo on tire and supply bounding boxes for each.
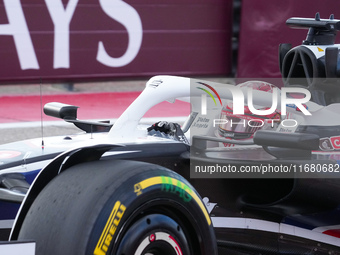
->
[94,201,126,255]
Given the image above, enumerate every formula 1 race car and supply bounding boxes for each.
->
[0,14,340,255]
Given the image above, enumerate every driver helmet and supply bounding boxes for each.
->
[217,81,281,142]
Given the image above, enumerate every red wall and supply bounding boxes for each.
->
[0,0,233,83]
[237,0,340,79]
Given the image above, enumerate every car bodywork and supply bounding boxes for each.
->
[0,74,338,254]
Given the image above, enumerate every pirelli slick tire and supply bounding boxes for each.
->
[18,160,217,255]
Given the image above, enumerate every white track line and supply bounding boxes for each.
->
[0,117,188,129]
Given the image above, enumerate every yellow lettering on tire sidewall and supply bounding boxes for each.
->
[94,201,126,255]
[134,176,211,226]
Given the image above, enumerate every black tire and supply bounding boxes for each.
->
[18,160,217,255]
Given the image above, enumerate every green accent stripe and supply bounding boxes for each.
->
[197,87,217,106]
[198,82,223,106]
